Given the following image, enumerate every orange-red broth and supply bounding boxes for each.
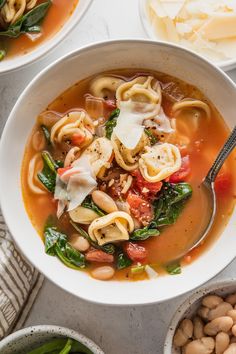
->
[21,70,236,281]
[0,0,78,59]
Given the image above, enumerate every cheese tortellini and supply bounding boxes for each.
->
[50,111,94,147]
[116,76,162,113]
[90,76,124,99]
[1,0,38,25]
[139,143,181,182]
[111,132,149,171]
[82,137,113,177]
[88,211,134,246]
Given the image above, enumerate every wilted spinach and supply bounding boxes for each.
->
[0,1,51,38]
[144,128,158,145]
[27,337,93,354]
[166,262,182,275]
[130,226,160,241]
[81,195,105,216]
[116,252,132,269]
[44,225,86,269]
[151,182,192,227]
[41,125,51,145]
[105,108,120,139]
[37,151,59,193]
[0,0,6,8]
[0,49,6,61]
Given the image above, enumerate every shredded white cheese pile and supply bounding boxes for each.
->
[147,0,236,62]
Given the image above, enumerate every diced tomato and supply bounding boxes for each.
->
[169,155,191,183]
[104,99,116,110]
[131,169,162,199]
[124,242,148,262]
[127,191,153,226]
[85,249,114,263]
[57,166,72,176]
[215,172,232,195]
[71,133,85,146]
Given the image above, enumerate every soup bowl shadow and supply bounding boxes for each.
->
[0,39,236,306]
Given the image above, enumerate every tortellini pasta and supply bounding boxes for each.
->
[1,0,37,24]
[50,111,94,148]
[82,137,113,177]
[111,132,149,171]
[116,76,162,116]
[139,143,181,182]
[88,211,134,245]
[172,99,211,121]
[90,76,124,99]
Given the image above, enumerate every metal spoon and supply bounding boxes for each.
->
[189,125,236,251]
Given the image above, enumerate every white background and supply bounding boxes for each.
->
[1,1,236,353]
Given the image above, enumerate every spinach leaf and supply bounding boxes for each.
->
[144,128,158,145]
[0,0,6,8]
[151,182,192,227]
[59,339,72,354]
[37,151,58,193]
[130,226,160,241]
[166,262,182,275]
[105,108,120,139]
[81,195,105,216]
[27,338,93,354]
[0,1,51,38]
[44,225,86,269]
[0,49,6,61]
[117,252,132,269]
[131,264,145,274]
[41,125,51,145]
[70,221,116,254]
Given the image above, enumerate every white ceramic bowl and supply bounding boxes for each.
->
[139,0,236,72]
[0,40,236,306]
[0,325,104,354]
[0,0,93,74]
[164,279,236,354]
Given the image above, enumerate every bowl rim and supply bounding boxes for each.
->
[0,0,93,74]
[139,0,236,72]
[0,39,236,306]
[0,324,104,353]
[163,278,236,354]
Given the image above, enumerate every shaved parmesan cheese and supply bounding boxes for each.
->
[146,0,236,62]
[114,101,158,150]
[54,155,97,216]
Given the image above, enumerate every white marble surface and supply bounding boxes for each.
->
[1,1,236,353]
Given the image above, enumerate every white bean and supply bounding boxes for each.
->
[198,306,210,321]
[193,316,204,339]
[185,337,215,354]
[208,302,233,321]
[227,310,236,324]
[69,234,90,252]
[91,266,115,280]
[215,332,230,354]
[92,190,118,213]
[223,343,236,354]
[202,295,223,309]
[232,324,236,337]
[173,319,193,347]
[204,317,233,336]
[226,295,236,306]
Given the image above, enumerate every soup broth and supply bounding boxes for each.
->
[21,70,236,281]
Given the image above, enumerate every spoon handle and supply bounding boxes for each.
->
[206,125,236,183]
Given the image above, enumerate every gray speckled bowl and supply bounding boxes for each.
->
[0,325,104,354]
[164,278,236,354]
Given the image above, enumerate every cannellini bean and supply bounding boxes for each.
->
[193,316,204,339]
[91,266,115,280]
[173,319,193,347]
[215,332,230,354]
[226,295,236,306]
[208,302,233,321]
[69,234,90,252]
[230,338,236,344]
[202,295,223,309]
[204,317,233,336]
[92,190,118,213]
[198,306,210,321]
[227,310,236,324]
[232,324,236,337]
[223,343,236,354]
[69,206,98,224]
[185,337,215,354]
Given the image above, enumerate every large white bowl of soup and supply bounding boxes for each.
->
[0,40,235,305]
[0,0,93,73]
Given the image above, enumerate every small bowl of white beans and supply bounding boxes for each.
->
[164,279,236,354]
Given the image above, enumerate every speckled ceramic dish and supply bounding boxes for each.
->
[0,325,104,354]
[164,279,236,354]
